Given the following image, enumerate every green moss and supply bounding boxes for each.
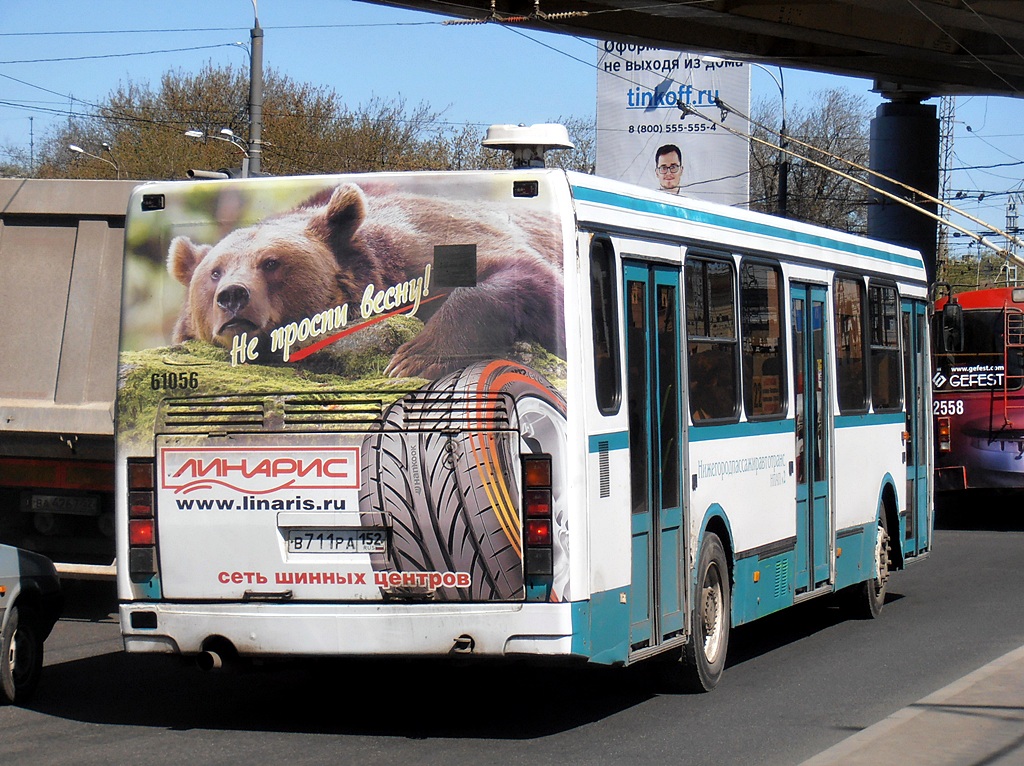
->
[115,338,428,453]
[300,315,424,378]
[115,322,568,454]
[506,341,568,391]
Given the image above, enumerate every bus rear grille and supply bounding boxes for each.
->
[388,392,514,431]
[156,390,515,433]
[158,392,390,433]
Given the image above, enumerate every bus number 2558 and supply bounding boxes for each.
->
[934,399,964,415]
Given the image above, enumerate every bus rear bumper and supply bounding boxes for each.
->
[935,466,968,492]
[936,464,1024,491]
[120,601,576,660]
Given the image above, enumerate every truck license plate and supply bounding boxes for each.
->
[26,494,100,516]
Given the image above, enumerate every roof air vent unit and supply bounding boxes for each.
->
[482,123,574,168]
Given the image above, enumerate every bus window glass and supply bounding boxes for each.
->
[933,308,1024,392]
[740,262,785,418]
[590,239,621,414]
[686,258,738,422]
[627,279,650,514]
[869,284,902,411]
[834,277,867,412]
[791,296,806,484]
[657,284,680,508]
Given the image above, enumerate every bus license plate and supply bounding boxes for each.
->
[286,528,387,554]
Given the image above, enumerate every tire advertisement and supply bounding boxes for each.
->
[117,174,569,603]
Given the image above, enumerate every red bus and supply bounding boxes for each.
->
[933,285,1024,491]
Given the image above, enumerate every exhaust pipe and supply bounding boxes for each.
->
[452,634,475,654]
[196,650,223,672]
[195,638,238,672]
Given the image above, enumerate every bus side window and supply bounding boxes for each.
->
[740,261,786,418]
[590,238,622,414]
[834,276,868,413]
[685,258,738,422]
[869,283,902,411]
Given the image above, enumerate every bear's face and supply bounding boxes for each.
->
[168,185,372,348]
[172,228,346,346]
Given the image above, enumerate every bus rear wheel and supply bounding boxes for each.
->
[675,532,730,692]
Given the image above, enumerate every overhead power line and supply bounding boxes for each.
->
[0,21,441,38]
[681,96,1024,262]
[0,43,242,65]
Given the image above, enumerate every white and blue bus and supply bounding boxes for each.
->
[116,143,932,691]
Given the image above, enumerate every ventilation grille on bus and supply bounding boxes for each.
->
[597,440,611,498]
[156,391,515,434]
[374,391,515,432]
[157,393,390,434]
[773,558,790,600]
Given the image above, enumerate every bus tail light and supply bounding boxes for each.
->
[127,458,159,583]
[522,455,553,590]
[937,417,952,453]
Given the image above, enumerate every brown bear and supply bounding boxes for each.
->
[167,182,564,379]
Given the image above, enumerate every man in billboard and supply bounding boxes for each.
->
[655,144,683,194]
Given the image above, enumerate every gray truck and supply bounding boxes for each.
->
[0,178,137,578]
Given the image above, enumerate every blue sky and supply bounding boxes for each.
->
[2,0,1023,255]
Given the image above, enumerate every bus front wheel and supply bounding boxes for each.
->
[676,532,730,692]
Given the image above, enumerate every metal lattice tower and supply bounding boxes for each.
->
[937,95,956,276]
[1005,196,1019,284]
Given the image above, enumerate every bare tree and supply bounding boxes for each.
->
[750,88,872,233]
[428,115,595,173]
[544,114,596,174]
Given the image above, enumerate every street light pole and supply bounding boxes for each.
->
[184,129,250,177]
[778,71,788,219]
[101,142,120,179]
[750,63,788,217]
[248,0,263,175]
[68,143,120,179]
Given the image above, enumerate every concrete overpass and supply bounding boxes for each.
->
[370,0,1024,278]
[372,0,1024,98]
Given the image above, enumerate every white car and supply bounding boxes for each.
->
[0,544,62,704]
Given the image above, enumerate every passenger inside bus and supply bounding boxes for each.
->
[689,347,735,421]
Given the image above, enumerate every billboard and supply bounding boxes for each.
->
[597,43,750,207]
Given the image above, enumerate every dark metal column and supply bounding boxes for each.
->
[868,96,939,283]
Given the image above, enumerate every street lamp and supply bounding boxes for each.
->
[210,2,265,175]
[67,143,120,179]
[184,128,250,177]
[750,63,788,218]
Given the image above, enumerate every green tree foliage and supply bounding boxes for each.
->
[16,63,595,180]
[937,250,1020,293]
[749,88,872,233]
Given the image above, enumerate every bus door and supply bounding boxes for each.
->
[624,261,684,649]
[791,284,832,592]
[901,298,931,555]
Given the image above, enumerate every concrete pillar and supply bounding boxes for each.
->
[868,99,939,283]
